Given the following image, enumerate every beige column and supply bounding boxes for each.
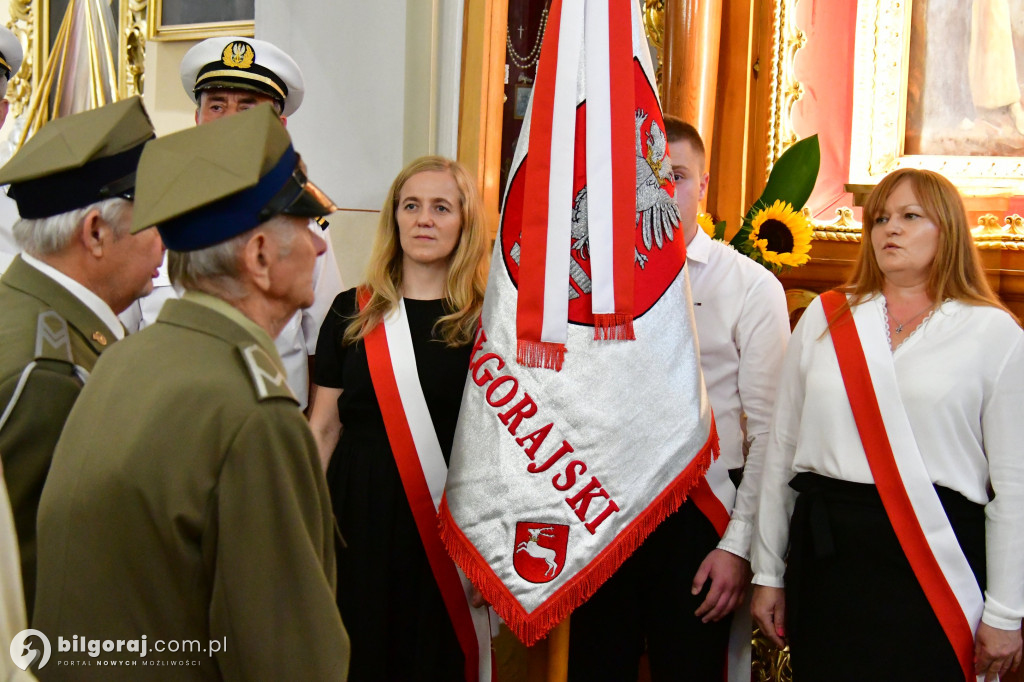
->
[458,0,509,239]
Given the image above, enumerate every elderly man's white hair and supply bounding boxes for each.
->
[168,214,297,302]
[12,198,131,256]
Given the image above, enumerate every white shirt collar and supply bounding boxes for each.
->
[21,253,125,340]
[685,226,712,265]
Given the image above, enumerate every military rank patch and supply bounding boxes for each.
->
[222,41,255,70]
[34,310,73,362]
[240,344,296,403]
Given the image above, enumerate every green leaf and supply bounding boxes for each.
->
[746,135,820,222]
[729,216,755,249]
[713,220,727,241]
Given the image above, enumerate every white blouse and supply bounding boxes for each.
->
[751,295,1024,630]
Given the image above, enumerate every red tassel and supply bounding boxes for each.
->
[439,417,720,646]
[516,339,566,371]
[592,313,635,341]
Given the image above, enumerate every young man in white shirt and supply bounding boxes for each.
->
[669,116,791,677]
[568,117,790,681]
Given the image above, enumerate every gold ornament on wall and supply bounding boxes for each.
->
[808,206,863,243]
[641,0,665,91]
[767,0,807,175]
[119,0,146,96]
[6,0,33,117]
[971,214,1024,250]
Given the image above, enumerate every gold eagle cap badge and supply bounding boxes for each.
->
[221,41,255,70]
[92,331,107,346]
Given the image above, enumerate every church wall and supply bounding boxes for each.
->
[254,0,464,286]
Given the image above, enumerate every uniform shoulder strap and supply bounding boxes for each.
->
[238,343,297,403]
[34,310,74,363]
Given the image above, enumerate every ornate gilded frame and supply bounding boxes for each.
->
[766,0,806,173]
[6,0,147,118]
[146,0,252,41]
[849,0,1024,195]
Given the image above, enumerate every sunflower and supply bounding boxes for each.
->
[749,200,812,270]
[697,212,716,238]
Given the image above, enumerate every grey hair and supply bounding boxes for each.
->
[167,215,298,302]
[12,197,132,256]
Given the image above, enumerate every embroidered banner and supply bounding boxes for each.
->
[439,0,716,645]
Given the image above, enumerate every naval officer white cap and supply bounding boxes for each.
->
[0,25,24,80]
[179,37,304,117]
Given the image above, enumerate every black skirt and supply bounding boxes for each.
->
[784,472,985,682]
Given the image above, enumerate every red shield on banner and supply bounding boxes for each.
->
[501,58,682,325]
[513,522,570,583]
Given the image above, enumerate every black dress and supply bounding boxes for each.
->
[314,288,473,681]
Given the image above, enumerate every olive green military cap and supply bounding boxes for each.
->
[132,103,336,251]
[0,96,155,219]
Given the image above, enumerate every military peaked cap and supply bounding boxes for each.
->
[0,96,155,219]
[0,25,23,80]
[180,37,304,117]
[132,103,336,251]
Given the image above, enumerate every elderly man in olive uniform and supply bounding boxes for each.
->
[34,105,349,680]
[0,97,163,618]
[121,36,344,413]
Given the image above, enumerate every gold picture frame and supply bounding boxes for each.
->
[146,0,252,42]
[766,0,807,174]
[849,0,1024,196]
[6,0,147,116]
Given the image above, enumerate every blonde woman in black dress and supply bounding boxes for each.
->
[309,156,489,680]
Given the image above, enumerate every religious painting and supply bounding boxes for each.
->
[848,0,1024,196]
[148,0,254,40]
[904,0,1024,157]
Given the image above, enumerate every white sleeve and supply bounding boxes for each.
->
[717,274,790,560]
[980,330,1024,630]
[301,230,344,356]
[750,297,820,587]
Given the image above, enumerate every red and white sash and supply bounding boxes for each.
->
[691,462,734,540]
[362,295,494,682]
[821,290,983,682]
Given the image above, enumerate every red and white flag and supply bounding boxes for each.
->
[439,0,717,644]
